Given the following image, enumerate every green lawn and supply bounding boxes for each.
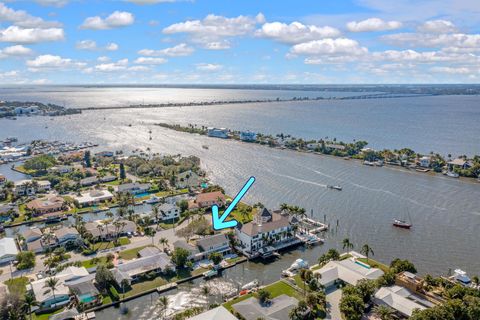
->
[91,237,130,251]
[82,256,108,269]
[224,281,301,312]
[357,257,390,273]
[5,277,29,296]
[125,277,168,297]
[33,309,63,320]
[227,201,254,224]
[118,245,154,260]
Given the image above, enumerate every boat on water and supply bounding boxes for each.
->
[393,219,412,229]
[203,269,218,279]
[282,258,309,276]
[363,161,375,166]
[446,171,459,178]
[327,185,342,191]
[241,279,259,290]
[202,145,209,150]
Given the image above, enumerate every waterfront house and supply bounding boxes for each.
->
[175,170,201,189]
[158,203,180,221]
[54,227,81,246]
[80,176,99,187]
[419,156,431,168]
[112,252,173,286]
[395,271,444,306]
[374,286,427,318]
[28,266,89,310]
[447,158,472,170]
[26,196,66,216]
[21,227,43,243]
[68,278,101,309]
[13,180,51,196]
[95,151,114,158]
[0,203,18,223]
[48,165,74,174]
[14,105,39,115]
[207,127,229,139]
[240,131,257,142]
[313,256,384,288]
[173,240,200,261]
[232,294,299,320]
[0,237,18,264]
[27,239,45,254]
[188,191,226,210]
[235,208,296,258]
[73,189,114,207]
[117,183,151,195]
[196,234,231,259]
[189,306,237,320]
[84,219,136,241]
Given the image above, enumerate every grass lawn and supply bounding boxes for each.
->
[224,281,301,313]
[5,277,30,296]
[118,245,154,260]
[124,277,168,298]
[91,237,130,251]
[82,256,108,269]
[33,309,63,320]
[358,257,390,273]
[227,201,254,224]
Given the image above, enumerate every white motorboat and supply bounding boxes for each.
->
[446,171,459,178]
[241,279,259,290]
[145,196,161,204]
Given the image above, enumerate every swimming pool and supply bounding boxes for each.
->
[355,260,371,269]
[134,192,151,198]
[79,294,96,303]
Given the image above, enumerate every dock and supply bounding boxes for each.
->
[156,282,177,293]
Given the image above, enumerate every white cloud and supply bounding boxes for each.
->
[195,63,223,71]
[26,54,86,71]
[430,66,472,74]
[0,26,64,43]
[163,13,263,49]
[290,38,368,56]
[76,40,97,50]
[106,42,119,51]
[97,56,110,62]
[138,43,194,57]
[94,58,129,72]
[418,20,457,33]
[0,2,61,28]
[128,65,150,71]
[134,57,167,65]
[346,18,402,32]
[256,22,340,44]
[203,41,231,50]
[80,11,134,30]
[32,78,51,84]
[383,33,480,50]
[2,45,33,56]
[34,0,69,7]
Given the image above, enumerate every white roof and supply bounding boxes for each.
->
[314,258,384,286]
[188,306,237,320]
[374,286,426,317]
[0,237,18,258]
[74,189,113,204]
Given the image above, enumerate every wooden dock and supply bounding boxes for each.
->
[156,282,177,293]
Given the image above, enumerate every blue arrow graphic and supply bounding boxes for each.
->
[212,176,255,231]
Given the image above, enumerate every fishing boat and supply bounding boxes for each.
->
[327,185,342,191]
[241,279,259,290]
[446,171,459,178]
[393,219,412,229]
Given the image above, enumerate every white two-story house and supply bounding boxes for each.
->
[196,234,231,260]
[235,208,295,259]
[158,203,180,222]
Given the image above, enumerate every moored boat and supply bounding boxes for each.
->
[393,219,412,229]
[446,171,459,178]
[327,185,342,191]
[203,269,218,279]
[241,279,259,290]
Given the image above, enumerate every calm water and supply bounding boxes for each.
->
[1,87,479,319]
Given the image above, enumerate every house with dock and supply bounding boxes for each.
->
[188,191,226,210]
[235,207,298,259]
[207,127,229,138]
[117,182,151,195]
[112,252,173,286]
[73,189,114,207]
[196,234,231,258]
[240,131,257,142]
[26,196,66,216]
[14,180,51,196]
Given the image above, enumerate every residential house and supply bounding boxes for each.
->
[313,256,384,288]
[48,165,73,174]
[112,252,173,286]
[232,294,299,320]
[84,219,136,241]
[188,191,226,210]
[28,266,89,310]
[240,131,257,142]
[374,286,427,318]
[188,306,237,320]
[0,237,18,264]
[235,208,295,258]
[21,227,43,243]
[0,204,18,223]
[13,180,51,196]
[54,227,81,246]
[173,240,200,261]
[117,183,151,195]
[0,174,5,186]
[138,246,161,258]
[447,158,472,170]
[80,176,99,187]
[14,106,39,115]
[26,196,66,216]
[158,203,180,221]
[27,239,45,254]
[73,189,114,207]
[419,156,431,168]
[395,271,444,306]
[67,276,101,309]
[196,234,231,259]
[95,151,114,158]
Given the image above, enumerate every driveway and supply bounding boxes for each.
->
[325,286,343,320]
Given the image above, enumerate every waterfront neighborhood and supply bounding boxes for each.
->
[0,140,478,320]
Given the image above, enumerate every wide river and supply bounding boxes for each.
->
[1,86,479,319]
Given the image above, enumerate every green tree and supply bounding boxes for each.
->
[299,269,313,296]
[43,277,59,303]
[16,251,35,270]
[339,293,364,320]
[342,238,354,252]
[84,151,91,168]
[23,292,38,320]
[390,258,417,274]
[209,252,223,266]
[361,244,374,261]
[177,199,188,213]
[373,305,395,320]
[119,163,126,180]
[95,265,114,293]
[157,295,169,319]
[171,247,190,268]
[257,289,271,305]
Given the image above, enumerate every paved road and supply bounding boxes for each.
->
[325,287,342,320]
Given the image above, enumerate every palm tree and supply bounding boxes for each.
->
[24,292,38,320]
[159,237,168,250]
[43,277,59,303]
[157,295,169,319]
[373,305,395,320]
[201,285,210,303]
[361,244,374,261]
[299,269,313,296]
[342,238,354,253]
[472,275,479,288]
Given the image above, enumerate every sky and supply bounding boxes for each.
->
[0,0,479,84]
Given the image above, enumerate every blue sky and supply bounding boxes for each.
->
[0,0,479,84]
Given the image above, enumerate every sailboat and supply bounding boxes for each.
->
[393,209,412,229]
